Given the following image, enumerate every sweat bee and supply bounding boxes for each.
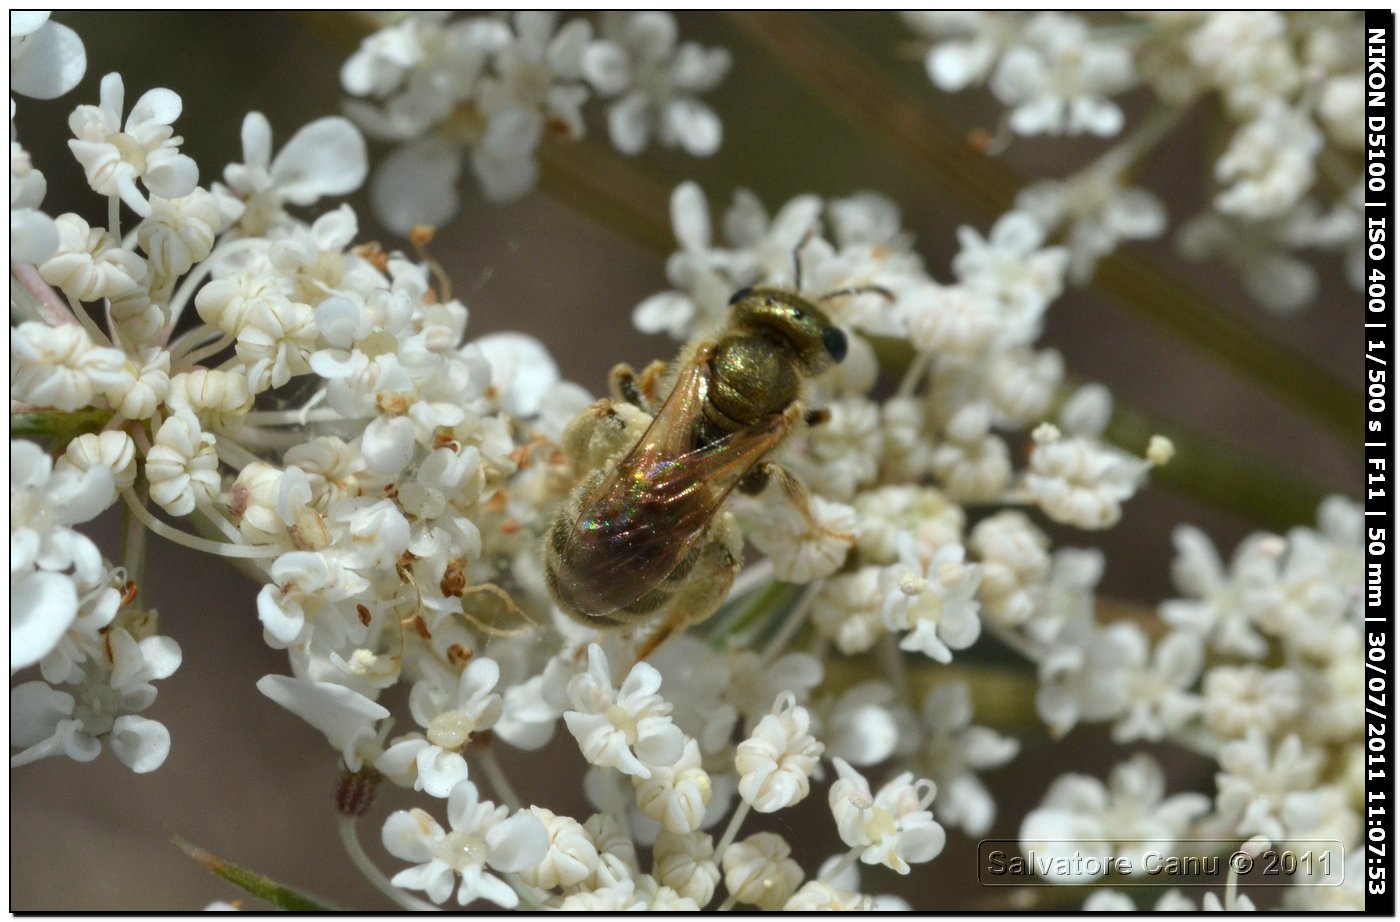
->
[544,285,859,657]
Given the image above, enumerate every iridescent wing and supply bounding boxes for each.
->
[552,354,792,617]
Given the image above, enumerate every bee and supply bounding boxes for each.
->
[544,285,855,657]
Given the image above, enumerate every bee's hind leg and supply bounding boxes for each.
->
[609,360,671,413]
[634,515,742,662]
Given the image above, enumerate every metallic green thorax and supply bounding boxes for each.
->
[701,288,839,441]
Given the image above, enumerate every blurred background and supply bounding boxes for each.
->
[11,11,1360,910]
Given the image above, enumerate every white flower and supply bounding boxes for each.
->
[1184,12,1300,116]
[583,810,640,889]
[10,12,86,100]
[10,138,59,264]
[515,806,599,890]
[828,759,945,875]
[902,12,1018,92]
[633,736,711,833]
[234,299,317,393]
[103,347,170,420]
[166,368,253,434]
[67,72,197,216]
[635,874,701,910]
[554,877,650,911]
[1024,426,1150,529]
[583,12,730,157]
[38,212,149,303]
[745,493,856,583]
[734,693,823,813]
[145,409,220,517]
[136,187,222,278]
[1159,524,1270,658]
[917,682,1019,836]
[1020,754,1210,883]
[851,484,964,566]
[563,643,684,779]
[409,656,503,749]
[811,567,887,655]
[783,879,873,911]
[631,183,734,339]
[1017,170,1167,284]
[360,414,418,477]
[470,332,560,419]
[257,674,388,771]
[930,402,1013,502]
[816,680,908,767]
[969,510,1049,629]
[1318,74,1363,151]
[953,210,1068,346]
[219,112,367,235]
[255,550,368,650]
[990,12,1135,137]
[58,431,137,493]
[905,282,998,358]
[1114,630,1205,744]
[11,439,116,672]
[1214,102,1321,220]
[1202,664,1301,740]
[653,830,720,906]
[1215,730,1322,842]
[1034,613,1139,736]
[721,831,804,910]
[381,657,503,797]
[375,735,469,799]
[381,779,548,908]
[1084,890,1136,911]
[12,628,181,773]
[880,536,982,663]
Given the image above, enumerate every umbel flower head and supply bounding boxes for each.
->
[7,10,1366,914]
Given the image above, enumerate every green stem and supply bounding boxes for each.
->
[706,581,800,651]
[725,12,1361,442]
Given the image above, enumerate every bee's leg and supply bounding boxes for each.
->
[609,360,672,413]
[608,363,644,408]
[741,460,840,539]
[634,515,742,661]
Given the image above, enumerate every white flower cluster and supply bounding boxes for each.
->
[340,11,731,232]
[1016,497,1365,909]
[904,11,1365,312]
[10,12,1361,913]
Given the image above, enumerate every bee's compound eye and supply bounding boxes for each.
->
[728,286,754,306]
[822,326,848,363]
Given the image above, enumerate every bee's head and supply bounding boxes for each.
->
[727,287,847,374]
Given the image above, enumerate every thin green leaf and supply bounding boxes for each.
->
[172,834,341,912]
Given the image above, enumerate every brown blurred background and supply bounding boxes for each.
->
[11,12,1359,910]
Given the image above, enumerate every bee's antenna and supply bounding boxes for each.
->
[791,225,820,292]
[819,285,896,303]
